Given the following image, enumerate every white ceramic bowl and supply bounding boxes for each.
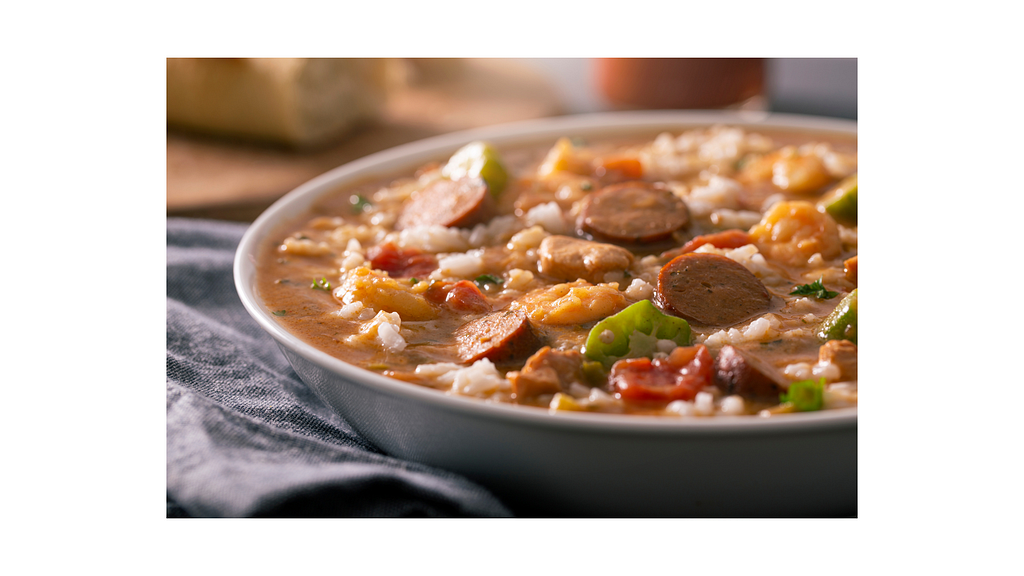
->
[234,111,857,517]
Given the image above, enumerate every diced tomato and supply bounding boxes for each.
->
[596,156,643,180]
[367,242,438,278]
[661,230,752,259]
[423,280,450,304]
[423,279,491,313]
[444,280,491,314]
[609,345,713,403]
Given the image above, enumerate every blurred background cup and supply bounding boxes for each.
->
[594,58,766,110]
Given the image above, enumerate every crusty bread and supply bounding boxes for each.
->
[167,58,388,148]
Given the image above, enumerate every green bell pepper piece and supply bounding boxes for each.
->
[583,300,691,368]
[442,141,508,197]
[817,288,857,344]
[780,377,826,412]
[820,173,857,225]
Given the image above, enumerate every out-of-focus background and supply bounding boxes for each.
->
[167,58,856,221]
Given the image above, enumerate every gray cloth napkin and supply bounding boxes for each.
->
[166,217,512,517]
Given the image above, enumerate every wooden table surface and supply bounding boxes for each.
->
[167,59,564,222]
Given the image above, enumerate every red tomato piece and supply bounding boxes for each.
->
[609,345,713,403]
[596,156,644,180]
[367,242,438,278]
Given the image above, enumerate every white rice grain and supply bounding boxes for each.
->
[720,395,746,415]
[376,321,407,353]
[436,250,485,278]
[507,226,549,252]
[666,400,695,416]
[469,215,521,247]
[334,301,365,320]
[694,392,715,416]
[624,278,654,300]
[504,268,535,291]
[524,202,568,235]
[656,339,678,353]
[425,359,509,397]
[396,225,469,253]
[710,208,763,230]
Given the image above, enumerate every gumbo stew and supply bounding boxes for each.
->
[256,125,858,417]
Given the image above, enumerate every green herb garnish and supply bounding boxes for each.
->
[475,274,503,288]
[790,277,839,299]
[780,377,826,412]
[580,181,593,191]
[311,277,332,291]
[349,194,372,214]
[410,278,419,285]
[273,310,287,316]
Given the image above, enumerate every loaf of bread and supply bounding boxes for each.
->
[167,58,388,148]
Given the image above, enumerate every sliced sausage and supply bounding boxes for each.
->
[537,235,634,283]
[507,346,586,400]
[655,253,771,327]
[578,181,689,243]
[819,339,857,381]
[713,345,786,401]
[396,177,491,230]
[455,308,540,364]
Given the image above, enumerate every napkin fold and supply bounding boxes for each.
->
[166,218,512,517]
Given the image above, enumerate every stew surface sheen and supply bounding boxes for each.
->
[257,125,858,417]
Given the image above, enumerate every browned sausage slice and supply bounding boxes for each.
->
[713,345,787,401]
[578,181,689,243]
[396,177,491,230]
[655,253,771,327]
[455,308,540,364]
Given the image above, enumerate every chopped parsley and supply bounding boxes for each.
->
[790,277,839,299]
[273,310,287,316]
[349,194,372,214]
[580,181,593,191]
[475,274,503,288]
[311,277,332,291]
[410,278,419,285]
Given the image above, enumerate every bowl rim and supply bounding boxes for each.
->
[234,110,857,436]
